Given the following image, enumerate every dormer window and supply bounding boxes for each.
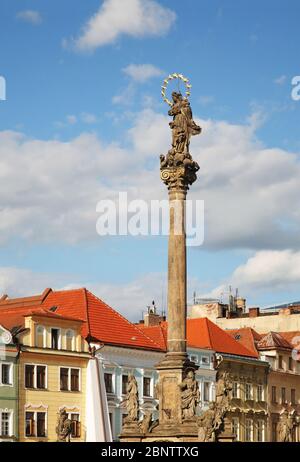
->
[36,325,45,348]
[66,330,75,351]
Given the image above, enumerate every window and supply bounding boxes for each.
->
[289,357,294,371]
[190,355,198,363]
[122,375,128,395]
[257,420,264,442]
[245,383,252,400]
[257,384,263,401]
[278,355,283,369]
[245,419,252,442]
[51,328,60,350]
[281,387,286,404]
[143,377,151,397]
[271,386,277,403]
[25,365,47,389]
[104,373,113,394]
[232,417,239,441]
[232,382,239,399]
[0,411,11,437]
[203,382,210,402]
[36,366,46,389]
[109,412,114,435]
[25,365,35,388]
[66,330,75,351]
[71,369,79,392]
[1,363,12,385]
[25,411,46,438]
[60,368,69,391]
[70,413,81,438]
[36,325,45,348]
[60,368,80,392]
[291,388,296,405]
[201,356,209,365]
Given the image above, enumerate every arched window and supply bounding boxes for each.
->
[66,330,75,351]
[36,325,45,348]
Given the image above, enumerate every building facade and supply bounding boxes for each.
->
[0,325,18,441]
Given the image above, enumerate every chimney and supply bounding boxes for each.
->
[143,301,166,327]
[249,307,260,318]
[236,297,246,312]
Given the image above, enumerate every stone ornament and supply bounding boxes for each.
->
[121,375,139,423]
[198,371,233,442]
[179,370,200,420]
[56,409,72,442]
[278,409,299,442]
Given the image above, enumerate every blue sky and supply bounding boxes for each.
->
[0,0,300,319]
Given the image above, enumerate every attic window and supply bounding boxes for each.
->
[131,337,137,341]
[49,306,58,312]
[235,334,241,340]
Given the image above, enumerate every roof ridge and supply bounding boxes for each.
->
[205,318,213,349]
[85,289,162,349]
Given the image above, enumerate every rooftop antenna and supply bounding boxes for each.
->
[193,291,196,304]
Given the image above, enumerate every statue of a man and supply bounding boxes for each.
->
[198,402,220,442]
[122,374,139,422]
[216,371,232,406]
[278,410,295,442]
[179,370,200,420]
[56,409,72,442]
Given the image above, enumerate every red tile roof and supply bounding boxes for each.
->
[0,288,162,351]
[226,328,262,357]
[140,318,258,358]
[257,331,292,350]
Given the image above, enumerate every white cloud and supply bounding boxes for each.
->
[274,75,287,85]
[16,10,42,25]
[1,108,300,251]
[81,112,98,124]
[123,64,164,83]
[67,0,176,52]
[66,115,77,125]
[0,266,167,321]
[200,250,300,301]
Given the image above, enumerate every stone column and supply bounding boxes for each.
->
[167,186,187,359]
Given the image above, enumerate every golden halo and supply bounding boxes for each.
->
[161,73,192,106]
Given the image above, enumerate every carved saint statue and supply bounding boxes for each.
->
[179,370,200,420]
[122,374,139,422]
[216,371,232,407]
[278,410,295,442]
[56,409,72,442]
[160,90,201,178]
[168,91,201,155]
[198,402,223,442]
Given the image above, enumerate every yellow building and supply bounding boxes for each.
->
[0,298,91,442]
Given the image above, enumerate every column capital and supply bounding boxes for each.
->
[160,164,199,192]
